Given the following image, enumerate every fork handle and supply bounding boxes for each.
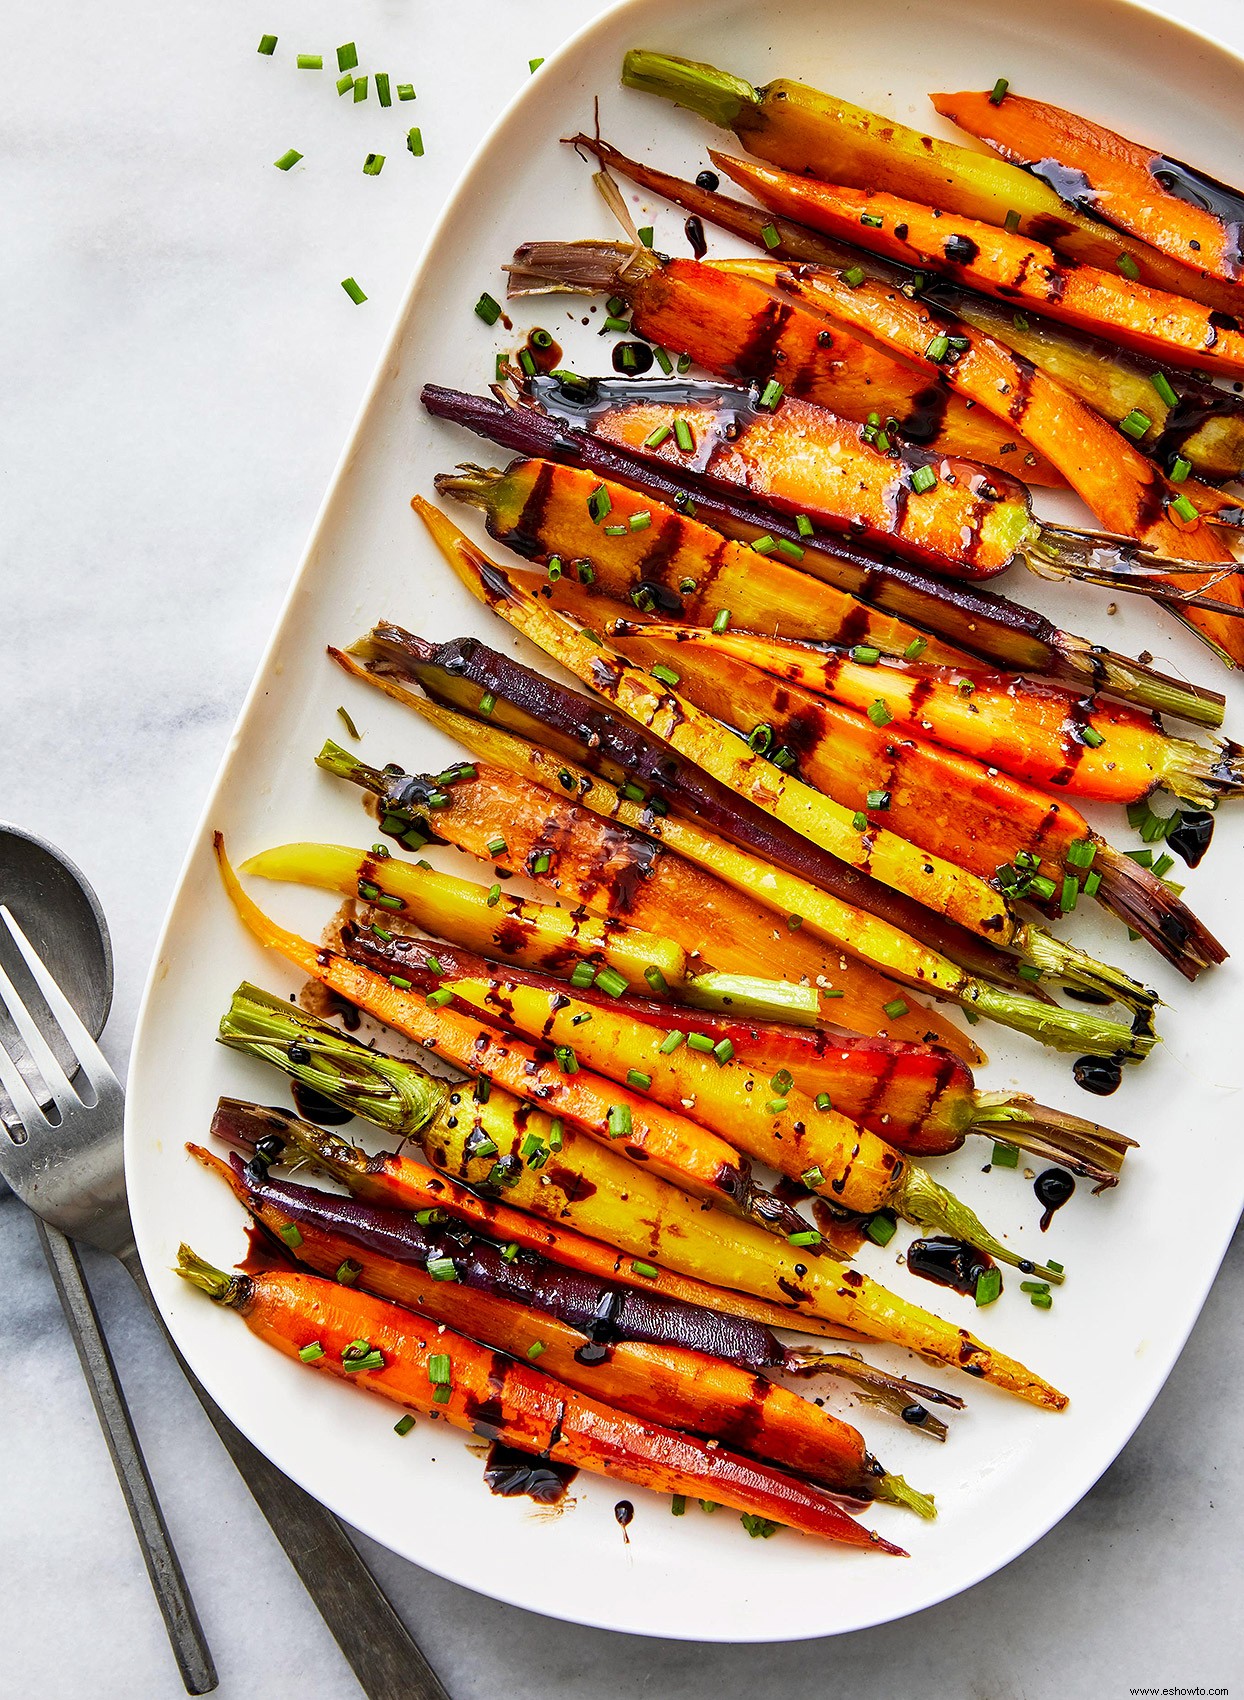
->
[120,1249,451,1700]
[36,1220,218,1695]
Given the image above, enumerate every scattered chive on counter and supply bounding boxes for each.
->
[337,41,358,71]
[258,33,278,55]
[297,54,323,70]
[363,153,385,176]
[274,149,303,171]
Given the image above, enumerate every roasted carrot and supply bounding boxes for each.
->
[175,1246,908,1549]
[517,372,1242,621]
[620,51,1244,313]
[327,924,1082,1273]
[312,743,983,1055]
[238,840,822,1026]
[570,132,1244,487]
[711,149,1244,382]
[193,1139,940,1503]
[619,621,1244,809]
[317,724,1163,1049]
[217,959,810,1235]
[411,498,1158,1043]
[342,625,1029,994]
[506,241,1055,480]
[421,384,1228,726]
[436,458,972,666]
[207,975,1069,1407]
[933,88,1244,293]
[715,254,1244,657]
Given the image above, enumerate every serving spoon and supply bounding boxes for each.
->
[0,822,450,1700]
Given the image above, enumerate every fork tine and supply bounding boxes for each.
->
[0,942,79,1113]
[0,1028,52,1134]
[0,907,118,1098]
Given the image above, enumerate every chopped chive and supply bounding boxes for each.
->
[1169,455,1191,483]
[423,955,444,977]
[432,1384,452,1403]
[570,962,595,990]
[851,644,881,664]
[1028,873,1057,901]
[485,836,507,856]
[375,72,391,105]
[637,226,654,247]
[500,1242,519,1263]
[674,417,695,452]
[415,1208,447,1226]
[1148,370,1179,409]
[1030,1291,1053,1310]
[775,537,805,562]
[587,483,612,523]
[406,127,424,157]
[867,699,893,727]
[910,464,937,494]
[766,1099,788,1116]
[1020,1280,1050,1294]
[990,1142,1019,1168]
[746,722,773,755]
[343,1350,384,1373]
[530,851,550,875]
[1117,253,1141,280]
[352,75,368,102]
[363,152,385,176]
[631,1260,658,1279]
[989,77,1009,103]
[394,1413,416,1435]
[686,1032,714,1053]
[712,1038,734,1065]
[1066,838,1096,868]
[644,966,669,994]
[1080,725,1105,748]
[865,1213,896,1246]
[1152,851,1175,879]
[842,266,865,287]
[427,1353,451,1384]
[337,41,358,71]
[660,1030,686,1054]
[1018,963,1042,981]
[1170,493,1199,522]
[603,314,631,335]
[553,1045,579,1074]
[761,223,781,249]
[758,378,784,409]
[526,1341,546,1360]
[628,510,653,533]
[626,1069,652,1091]
[650,664,680,688]
[712,608,731,634]
[397,84,416,101]
[750,535,777,555]
[258,34,278,54]
[607,1103,632,1139]
[387,974,413,992]
[851,811,868,831]
[975,1268,1002,1307]
[1123,848,1154,867]
[883,998,909,1019]
[652,346,674,375]
[548,1119,564,1152]
[1060,875,1079,913]
[1084,869,1102,897]
[426,1256,457,1282]
[426,988,453,1009]
[860,212,883,228]
[594,966,628,998]
[865,788,890,810]
[1119,408,1151,439]
[475,292,502,326]
[924,333,950,363]
[1004,209,1021,234]
[787,517,812,544]
[789,1229,821,1248]
[299,1341,324,1362]
[671,1495,686,1516]
[478,692,497,716]
[770,1069,794,1094]
[903,636,928,660]
[274,149,303,171]
[603,524,628,537]
[337,74,355,95]
[814,1093,832,1112]
[801,1166,824,1188]
[336,1259,361,1286]
[485,883,501,908]
[297,54,323,69]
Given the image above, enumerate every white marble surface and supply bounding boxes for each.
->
[2,0,1242,1693]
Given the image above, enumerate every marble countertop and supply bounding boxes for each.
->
[3,0,1242,1693]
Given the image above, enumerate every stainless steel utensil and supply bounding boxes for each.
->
[0,824,217,1693]
[0,855,451,1700]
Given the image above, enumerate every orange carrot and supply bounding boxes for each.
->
[175,1247,906,1550]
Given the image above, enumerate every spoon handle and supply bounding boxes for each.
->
[36,1219,218,1694]
[120,1246,451,1700]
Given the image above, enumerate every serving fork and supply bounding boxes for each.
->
[0,903,450,1700]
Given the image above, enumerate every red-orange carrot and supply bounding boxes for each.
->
[175,1246,906,1550]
